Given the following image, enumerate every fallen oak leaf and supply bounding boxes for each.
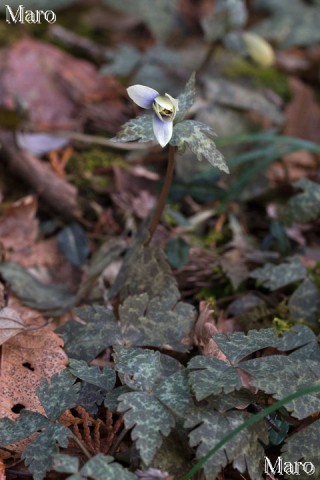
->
[0,298,68,423]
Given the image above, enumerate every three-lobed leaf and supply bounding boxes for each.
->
[22,424,71,480]
[37,369,80,420]
[170,120,229,174]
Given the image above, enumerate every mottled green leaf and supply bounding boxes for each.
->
[109,244,178,302]
[213,328,278,364]
[68,359,116,390]
[119,292,195,352]
[188,356,242,400]
[114,348,172,391]
[247,359,320,419]
[37,369,80,420]
[0,410,48,446]
[22,424,71,480]
[52,454,79,474]
[78,383,106,415]
[118,392,175,465]
[252,0,320,48]
[57,223,89,267]
[174,72,196,123]
[171,120,229,174]
[281,179,320,224]
[111,115,154,144]
[289,279,320,325]
[102,0,178,42]
[155,370,193,417]
[240,355,293,379]
[250,257,306,290]
[111,244,195,351]
[56,306,121,361]
[165,237,189,269]
[80,454,136,480]
[185,403,267,480]
[275,325,318,354]
[0,262,75,315]
[104,386,131,412]
[282,419,320,479]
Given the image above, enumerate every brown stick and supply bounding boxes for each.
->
[145,145,175,246]
[0,131,80,219]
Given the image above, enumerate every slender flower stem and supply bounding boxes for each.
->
[145,145,175,246]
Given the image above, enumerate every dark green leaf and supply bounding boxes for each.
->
[78,383,106,415]
[0,262,75,315]
[250,257,306,290]
[171,120,229,174]
[37,369,80,420]
[57,223,89,267]
[247,359,320,419]
[80,453,136,480]
[68,359,116,390]
[104,386,131,412]
[281,178,320,224]
[275,325,318,353]
[114,348,162,391]
[155,370,193,417]
[289,279,320,325]
[0,410,48,446]
[188,356,242,400]
[52,454,79,474]
[213,328,278,364]
[56,306,121,361]
[22,424,71,480]
[112,245,195,351]
[185,404,268,479]
[118,392,175,465]
[165,237,189,269]
[174,72,196,123]
[118,291,195,352]
[281,419,320,479]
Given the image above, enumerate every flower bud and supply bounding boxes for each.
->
[152,94,179,122]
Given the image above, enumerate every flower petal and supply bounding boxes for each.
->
[153,115,173,148]
[127,85,159,109]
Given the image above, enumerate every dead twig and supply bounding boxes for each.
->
[0,131,81,219]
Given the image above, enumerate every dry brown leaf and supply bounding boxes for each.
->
[0,196,38,253]
[193,301,229,361]
[1,38,128,132]
[0,297,68,422]
[268,77,320,182]
[0,307,26,346]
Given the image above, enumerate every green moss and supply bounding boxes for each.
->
[67,148,127,176]
[223,58,291,101]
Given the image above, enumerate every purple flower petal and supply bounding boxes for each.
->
[127,85,159,109]
[152,115,173,148]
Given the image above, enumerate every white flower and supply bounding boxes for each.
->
[127,84,179,148]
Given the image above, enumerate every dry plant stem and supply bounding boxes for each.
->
[69,430,92,460]
[145,145,175,246]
